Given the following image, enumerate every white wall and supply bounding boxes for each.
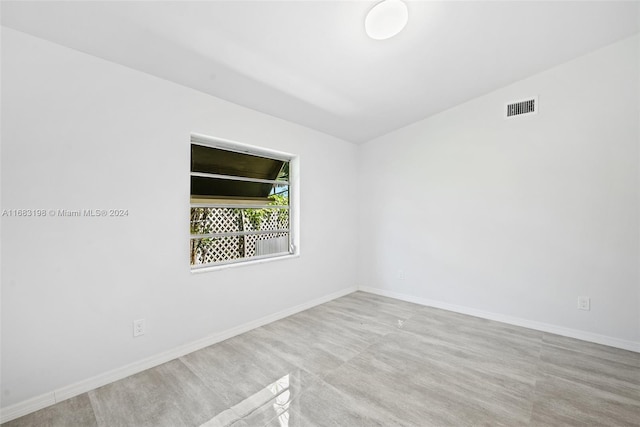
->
[358,35,640,347]
[0,27,358,409]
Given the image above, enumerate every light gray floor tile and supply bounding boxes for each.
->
[4,292,640,427]
[231,371,311,427]
[88,359,227,427]
[538,340,640,402]
[1,395,97,427]
[290,301,397,339]
[180,332,314,411]
[346,291,423,312]
[322,330,536,426]
[320,291,419,327]
[197,370,308,427]
[182,337,316,427]
[542,333,640,368]
[256,303,397,370]
[530,374,640,426]
[257,380,409,427]
[404,307,543,353]
[233,315,365,377]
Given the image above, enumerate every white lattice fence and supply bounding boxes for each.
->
[242,209,289,257]
[190,207,289,265]
[191,207,241,234]
[190,207,243,265]
[191,236,242,265]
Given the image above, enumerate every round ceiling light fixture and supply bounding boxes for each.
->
[365,0,409,40]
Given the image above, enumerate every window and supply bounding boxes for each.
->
[189,135,296,269]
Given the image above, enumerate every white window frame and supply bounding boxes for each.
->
[190,133,300,272]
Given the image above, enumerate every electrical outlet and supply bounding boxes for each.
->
[133,319,146,337]
[397,269,405,280]
[578,297,590,311]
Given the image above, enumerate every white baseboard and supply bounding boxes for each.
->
[0,393,56,425]
[0,286,357,424]
[359,286,640,353]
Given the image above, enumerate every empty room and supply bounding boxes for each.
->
[1,1,639,426]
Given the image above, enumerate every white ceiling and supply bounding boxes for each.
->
[2,1,639,143]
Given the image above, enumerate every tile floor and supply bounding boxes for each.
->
[3,291,640,426]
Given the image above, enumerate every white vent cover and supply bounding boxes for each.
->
[505,96,538,118]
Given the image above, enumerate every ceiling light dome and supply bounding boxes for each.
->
[365,0,409,40]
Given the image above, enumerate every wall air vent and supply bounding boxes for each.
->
[505,96,538,119]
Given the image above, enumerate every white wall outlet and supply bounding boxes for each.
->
[397,269,405,280]
[133,318,146,337]
[578,296,590,311]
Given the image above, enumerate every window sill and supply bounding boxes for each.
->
[190,253,299,273]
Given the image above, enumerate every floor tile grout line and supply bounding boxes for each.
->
[86,392,103,427]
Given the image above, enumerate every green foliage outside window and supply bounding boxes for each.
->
[245,193,289,230]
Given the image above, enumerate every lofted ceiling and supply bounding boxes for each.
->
[1,1,638,143]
